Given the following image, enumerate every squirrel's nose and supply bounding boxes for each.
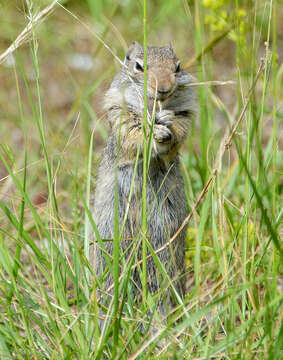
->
[158,85,171,94]
[150,68,176,98]
[157,85,173,100]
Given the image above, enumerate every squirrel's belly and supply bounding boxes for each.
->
[116,162,188,246]
[94,160,187,244]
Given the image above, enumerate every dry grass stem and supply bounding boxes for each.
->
[185,80,236,87]
[0,0,59,65]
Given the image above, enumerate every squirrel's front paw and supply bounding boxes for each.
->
[155,110,174,127]
[154,124,172,143]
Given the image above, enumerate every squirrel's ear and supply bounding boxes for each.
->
[124,41,143,63]
[131,41,143,50]
[166,42,175,53]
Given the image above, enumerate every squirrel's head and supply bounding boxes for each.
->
[122,41,189,102]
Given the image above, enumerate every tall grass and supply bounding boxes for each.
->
[0,0,282,358]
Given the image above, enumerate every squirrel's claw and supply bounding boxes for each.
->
[155,110,174,127]
[154,124,172,143]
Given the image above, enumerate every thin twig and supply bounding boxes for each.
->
[0,0,59,65]
[57,3,126,68]
[183,80,236,87]
[223,58,265,149]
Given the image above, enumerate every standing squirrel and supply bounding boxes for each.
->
[93,41,195,313]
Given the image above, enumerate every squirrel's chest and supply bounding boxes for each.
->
[114,161,187,240]
[116,160,185,213]
[117,161,172,198]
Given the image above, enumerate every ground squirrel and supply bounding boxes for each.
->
[93,41,195,314]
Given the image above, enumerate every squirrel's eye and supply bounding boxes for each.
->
[175,62,181,73]
[135,61,144,72]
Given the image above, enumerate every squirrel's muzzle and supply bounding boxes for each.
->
[149,67,176,100]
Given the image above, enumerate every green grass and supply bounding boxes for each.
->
[0,0,282,358]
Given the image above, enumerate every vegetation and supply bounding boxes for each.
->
[0,0,282,358]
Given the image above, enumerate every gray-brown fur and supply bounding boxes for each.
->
[92,41,195,311]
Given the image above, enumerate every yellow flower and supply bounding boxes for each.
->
[220,10,227,20]
[205,14,214,24]
[203,0,213,7]
[238,8,247,18]
[239,21,246,34]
